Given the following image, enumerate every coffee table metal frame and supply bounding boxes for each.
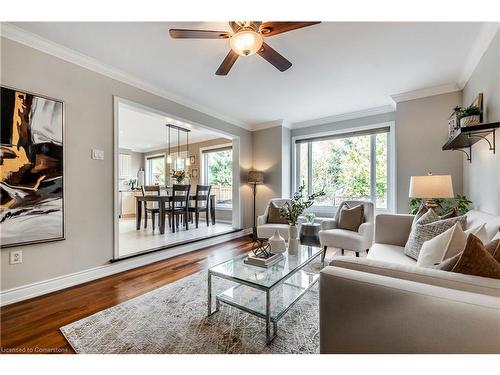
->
[207,247,323,344]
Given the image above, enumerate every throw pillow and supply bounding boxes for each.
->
[417,223,465,268]
[435,252,461,271]
[337,203,364,232]
[266,202,288,224]
[412,205,457,225]
[485,239,500,262]
[451,235,500,279]
[439,223,488,260]
[404,209,466,260]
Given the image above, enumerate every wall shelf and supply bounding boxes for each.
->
[442,122,499,162]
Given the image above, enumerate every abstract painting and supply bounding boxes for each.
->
[1,86,64,247]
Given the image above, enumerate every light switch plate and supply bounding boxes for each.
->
[10,250,23,264]
[91,149,104,160]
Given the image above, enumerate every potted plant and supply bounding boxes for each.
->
[171,170,187,184]
[128,178,137,190]
[279,184,325,252]
[409,194,472,216]
[457,105,482,127]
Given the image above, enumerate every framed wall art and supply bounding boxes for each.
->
[1,86,65,247]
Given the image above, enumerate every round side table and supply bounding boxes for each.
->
[299,223,321,246]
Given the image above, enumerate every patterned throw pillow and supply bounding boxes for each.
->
[404,209,467,260]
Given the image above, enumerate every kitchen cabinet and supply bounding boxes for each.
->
[120,190,140,217]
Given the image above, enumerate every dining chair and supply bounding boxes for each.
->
[165,184,191,233]
[141,185,160,230]
[188,185,212,228]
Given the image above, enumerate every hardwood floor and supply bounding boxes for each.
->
[0,237,252,354]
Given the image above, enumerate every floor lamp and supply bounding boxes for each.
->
[248,171,264,240]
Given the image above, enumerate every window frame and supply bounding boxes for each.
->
[292,121,395,215]
[200,144,233,209]
[144,153,166,186]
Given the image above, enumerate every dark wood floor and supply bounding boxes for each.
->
[0,237,251,354]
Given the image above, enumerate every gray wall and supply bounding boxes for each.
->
[395,92,463,213]
[0,38,253,291]
[462,29,500,215]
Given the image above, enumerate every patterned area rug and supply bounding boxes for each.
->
[60,261,325,354]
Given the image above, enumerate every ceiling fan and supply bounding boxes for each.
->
[169,21,321,75]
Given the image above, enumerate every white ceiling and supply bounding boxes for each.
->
[9,22,496,128]
[118,102,225,153]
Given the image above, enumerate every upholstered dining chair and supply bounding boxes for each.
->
[141,185,161,230]
[188,185,211,228]
[256,198,292,240]
[319,200,374,261]
[165,184,191,233]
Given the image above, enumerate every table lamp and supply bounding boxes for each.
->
[409,172,454,209]
[248,171,264,240]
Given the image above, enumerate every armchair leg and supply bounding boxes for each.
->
[341,248,344,255]
[366,248,369,253]
[321,246,327,263]
[356,252,359,257]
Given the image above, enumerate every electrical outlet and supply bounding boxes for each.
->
[10,250,23,265]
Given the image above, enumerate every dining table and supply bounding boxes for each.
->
[135,194,216,235]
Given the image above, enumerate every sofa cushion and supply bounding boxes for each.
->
[451,235,500,279]
[465,210,500,241]
[404,210,466,260]
[367,243,416,266]
[337,203,364,232]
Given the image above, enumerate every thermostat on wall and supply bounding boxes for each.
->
[91,149,104,160]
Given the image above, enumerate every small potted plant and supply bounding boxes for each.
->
[457,105,482,127]
[128,178,137,190]
[304,212,316,224]
[279,184,325,253]
[171,170,187,184]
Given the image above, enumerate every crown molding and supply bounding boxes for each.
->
[457,22,500,89]
[290,105,395,130]
[0,23,251,131]
[250,119,287,132]
[390,83,460,104]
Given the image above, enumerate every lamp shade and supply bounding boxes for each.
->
[409,174,454,198]
[248,171,264,184]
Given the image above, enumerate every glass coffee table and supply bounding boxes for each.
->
[208,244,323,344]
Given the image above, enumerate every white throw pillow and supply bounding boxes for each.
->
[417,223,487,268]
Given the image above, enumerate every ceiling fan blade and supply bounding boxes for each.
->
[169,29,230,39]
[257,42,292,72]
[215,50,239,75]
[259,22,321,37]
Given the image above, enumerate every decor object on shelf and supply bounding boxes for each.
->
[447,105,461,138]
[169,22,321,75]
[172,170,187,184]
[248,170,265,239]
[409,194,472,216]
[0,86,64,248]
[269,230,286,253]
[457,104,482,127]
[408,172,454,209]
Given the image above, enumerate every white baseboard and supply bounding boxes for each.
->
[0,228,252,307]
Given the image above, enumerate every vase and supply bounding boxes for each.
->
[288,224,299,254]
[269,230,286,253]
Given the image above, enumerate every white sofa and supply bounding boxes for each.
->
[320,210,500,353]
[257,198,291,240]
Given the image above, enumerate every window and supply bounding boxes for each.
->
[202,147,232,208]
[295,127,390,210]
[146,155,165,185]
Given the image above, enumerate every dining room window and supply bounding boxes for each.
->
[202,146,232,208]
[145,154,165,185]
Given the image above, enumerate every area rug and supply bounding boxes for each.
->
[60,261,325,354]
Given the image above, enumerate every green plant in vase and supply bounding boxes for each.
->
[409,194,472,216]
[171,170,187,184]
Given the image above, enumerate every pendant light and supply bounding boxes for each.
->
[166,124,172,164]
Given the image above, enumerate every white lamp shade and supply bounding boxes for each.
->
[409,175,454,198]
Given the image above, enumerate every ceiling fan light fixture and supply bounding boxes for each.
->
[229,30,263,56]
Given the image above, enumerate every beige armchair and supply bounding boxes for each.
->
[319,200,374,261]
[257,198,291,240]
